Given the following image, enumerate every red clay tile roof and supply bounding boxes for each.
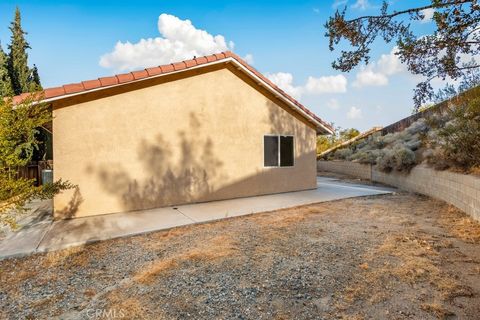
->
[12,51,333,133]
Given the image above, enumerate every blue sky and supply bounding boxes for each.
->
[0,0,436,131]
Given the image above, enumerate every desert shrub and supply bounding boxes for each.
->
[349,149,384,164]
[405,139,422,151]
[382,133,398,145]
[425,89,480,171]
[405,119,428,135]
[355,139,369,150]
[333,148,353,160]
[393,146,416,171]
[376,149,395,172]
[366,135,386,150]
[423,147,450,170]
[376,145,416,172]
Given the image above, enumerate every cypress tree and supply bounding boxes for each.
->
[29,64,42,91]
[7,7,40,95]
[0,43,13,97]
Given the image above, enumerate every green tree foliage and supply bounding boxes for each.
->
[0,43,13,97]
[0,97,73,228]
[339,128,360,141]
[7,7,41,95]
[325,0,480,111]
[317,127,360,154]
[29,64,41,89]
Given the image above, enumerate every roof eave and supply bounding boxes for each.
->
[33,56,333,134]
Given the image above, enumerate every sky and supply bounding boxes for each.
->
[0,0,438,131]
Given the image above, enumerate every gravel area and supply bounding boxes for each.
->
[1,192,479,319]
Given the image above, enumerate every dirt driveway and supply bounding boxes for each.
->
[1,191,479,319]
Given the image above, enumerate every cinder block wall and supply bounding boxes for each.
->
[317,160,372,180]
[317,160,480,222]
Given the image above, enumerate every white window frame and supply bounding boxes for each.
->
[263,134,295,168]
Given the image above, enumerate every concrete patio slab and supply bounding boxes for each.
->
[36,206,194,252]
[0,176,395,259]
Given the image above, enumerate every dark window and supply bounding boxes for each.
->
[264,136,279,167]
[264,135,294,167]
[280,136,294,167]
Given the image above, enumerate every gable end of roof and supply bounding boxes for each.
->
[12,51,334,134]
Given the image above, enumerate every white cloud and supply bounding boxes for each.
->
[353,67,388,87]
[347,106,362,119]
[353,47,406,87]
[266,72,304,99]
[267,73,348,99]
[352,0,370,10]
[100,14,234,71]
[243,53,254,65]
[377,48,405,75]
[327,98,340,110]
[419,8,435,23]
[305,75,348,94]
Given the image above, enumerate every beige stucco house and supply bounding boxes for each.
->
[20,52,333,218]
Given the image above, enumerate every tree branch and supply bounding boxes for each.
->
[347,0,473,23]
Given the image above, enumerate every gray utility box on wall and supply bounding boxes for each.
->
[42,169,53,185]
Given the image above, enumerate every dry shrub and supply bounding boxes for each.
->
[425,90,480,171]
[134,234,238,284]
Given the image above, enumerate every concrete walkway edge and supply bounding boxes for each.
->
[0,177,395,260]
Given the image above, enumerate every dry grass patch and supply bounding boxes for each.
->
[255,204,328,229]
[440,206,480,243]
[337,232,470,317]
[420,302,455,318]
[378,234,468,299]
[103,291,151,320]
[41,246,90,268]
[141,227,190,251]
[134,234,238,284]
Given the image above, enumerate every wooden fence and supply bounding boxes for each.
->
[17,160,53,186]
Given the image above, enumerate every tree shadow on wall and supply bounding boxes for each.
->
[55,187,84,219]
[265,100,314,154]
[92,113,227,212]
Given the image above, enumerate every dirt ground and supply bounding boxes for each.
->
[1,191,480,319]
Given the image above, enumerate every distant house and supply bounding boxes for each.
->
[17,52,333,218]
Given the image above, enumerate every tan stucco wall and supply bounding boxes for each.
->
[53,64,317,218]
